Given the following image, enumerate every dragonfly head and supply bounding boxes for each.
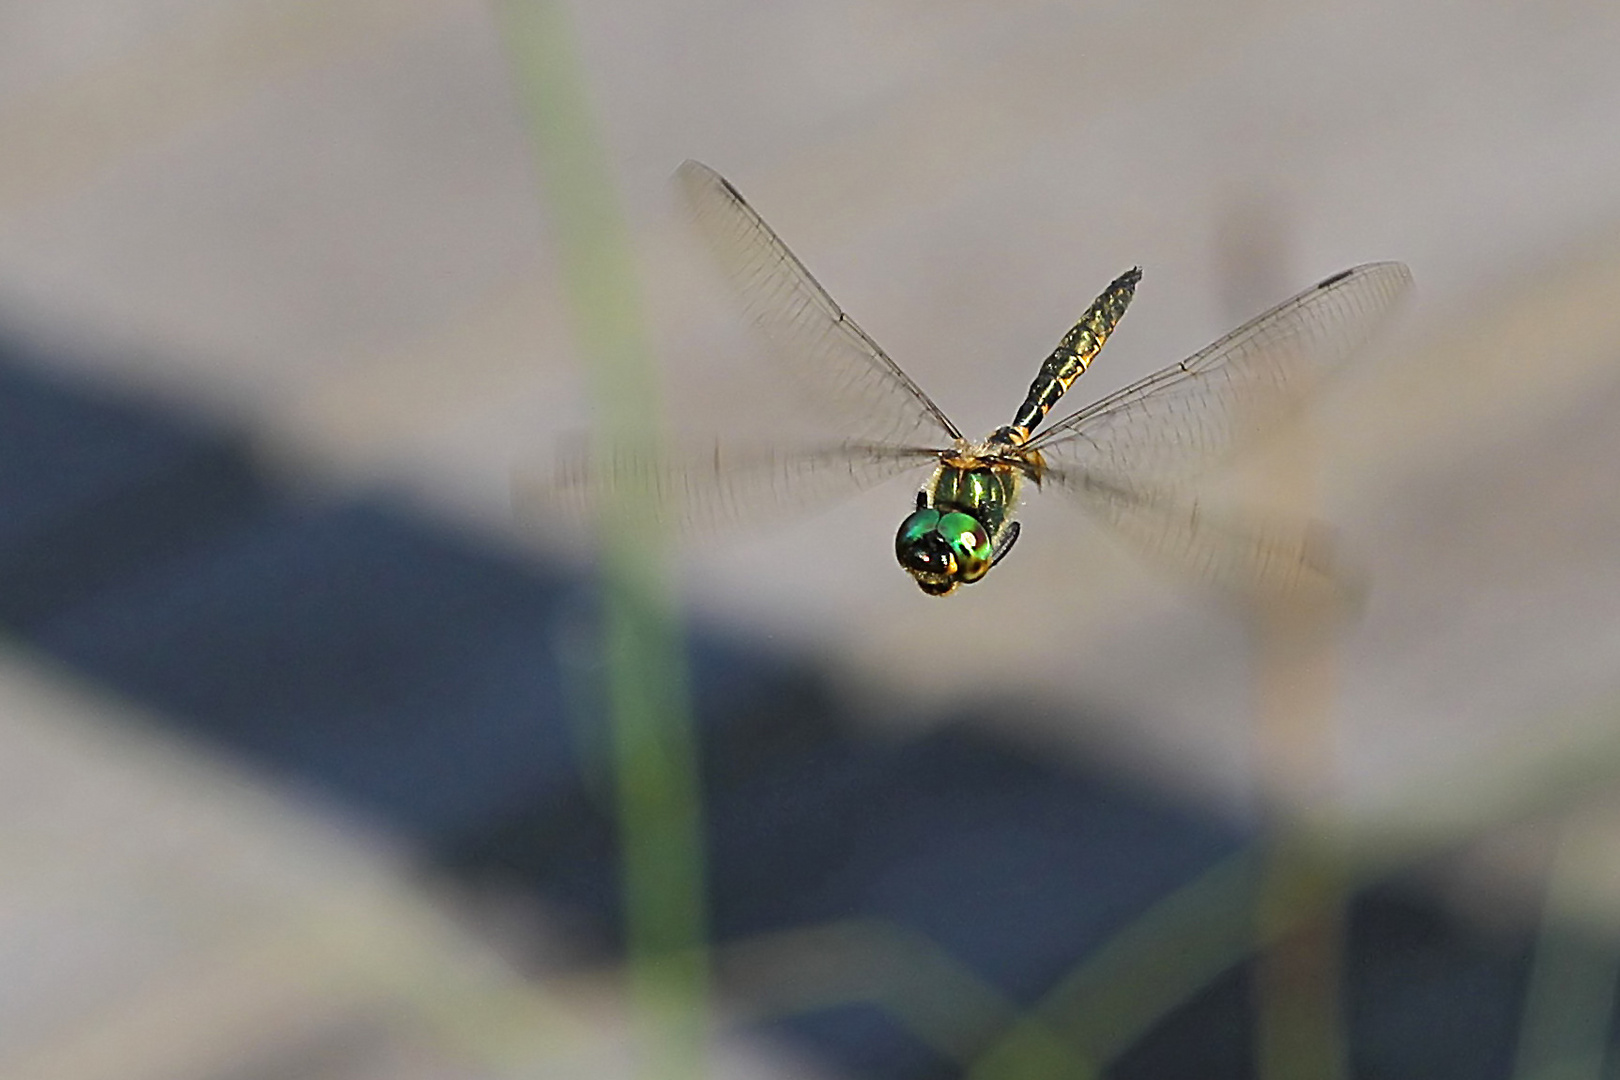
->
[895,507,993,596]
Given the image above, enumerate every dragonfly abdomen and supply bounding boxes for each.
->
[996,266,1141,446]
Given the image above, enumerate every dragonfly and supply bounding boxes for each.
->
[556,161,1411,598]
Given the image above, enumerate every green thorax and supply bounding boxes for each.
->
[929,463,1020,542]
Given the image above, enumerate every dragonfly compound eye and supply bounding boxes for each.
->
[937,512,992,583]
[895,508,992,594]
[895,508,954,580]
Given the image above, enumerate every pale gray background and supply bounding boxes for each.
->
[4,1,1620,1076]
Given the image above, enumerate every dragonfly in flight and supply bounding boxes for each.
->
[559,161,1410,598]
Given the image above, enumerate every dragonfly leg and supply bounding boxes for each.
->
[990,521,1022,568]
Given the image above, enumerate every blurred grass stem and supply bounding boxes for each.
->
[497,3,709,1078]
[1510,821,1620,1080]
[1250,414,1350,1080]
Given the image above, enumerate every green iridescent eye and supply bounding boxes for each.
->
[896,508,941,549]
[895,507,956,584]
[937,512,992,580]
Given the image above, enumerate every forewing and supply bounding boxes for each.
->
[519,441,940,536]
[1026,262,1412,487]
[1046,466,1356,603]
[677,161,963,446]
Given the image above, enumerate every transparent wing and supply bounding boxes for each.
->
[518,441,940,536]
[677,160,964,446]
[1045,467,1356,602]
[1025,262,1412,487]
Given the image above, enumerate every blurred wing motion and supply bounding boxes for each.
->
[677,160,964,447]
[1027,262,1412,487]
[520,441,940,536]
[1046,467,1355,602]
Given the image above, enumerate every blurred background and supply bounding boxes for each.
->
[4,1,1620,1078]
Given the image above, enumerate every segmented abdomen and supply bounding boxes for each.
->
[1001,267,1141,445]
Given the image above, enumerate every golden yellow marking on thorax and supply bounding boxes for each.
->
[1020,448,1048,484]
